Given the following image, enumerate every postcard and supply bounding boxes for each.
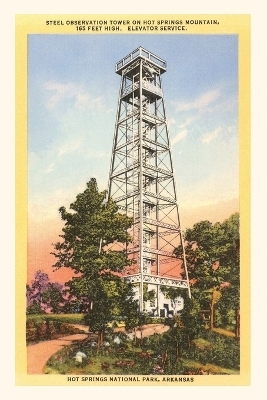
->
[15,14,250,386]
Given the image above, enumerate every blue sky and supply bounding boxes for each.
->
[28,34,238,230]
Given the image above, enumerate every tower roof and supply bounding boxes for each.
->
[115,46,167,75]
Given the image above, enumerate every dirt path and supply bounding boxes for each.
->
[135,324,170,338]
[27,333,88,374]
[27,324,169,374]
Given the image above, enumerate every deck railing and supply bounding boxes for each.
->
[116,46,167,72]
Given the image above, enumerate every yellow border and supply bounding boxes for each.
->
[16,14,250,386]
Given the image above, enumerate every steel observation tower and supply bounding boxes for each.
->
[107,47,191,314]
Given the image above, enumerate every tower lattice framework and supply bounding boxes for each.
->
[108,47,191,313]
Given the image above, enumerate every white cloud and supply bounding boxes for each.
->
[171,129,188,145]
[45,163,55,173]
[201,127,222,144]
[58,137,83,157]
[175,89,220,113]
[227,125,237,135]
[84,149,107,159]
[44,80,103,111]
[167,117,176,130]
[75,92,103,111]
[57,132,107,159]
[44,81,77,108]
[178,117,196,129]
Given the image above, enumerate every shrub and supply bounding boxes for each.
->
[47,321,57,339]
[190,330,240,370]
[38,321,47,340]
[59,323,83,334]
[26,321,37,342]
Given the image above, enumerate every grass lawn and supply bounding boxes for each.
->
[181,359,239,375]
[192,338,213,351]
[27,315,240,375]
[212,327,236,337]
[43,333,240,375]
[27,313,85,325]
[44,344,240,375]
[44,341,156,375]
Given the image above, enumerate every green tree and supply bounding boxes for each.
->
[146,317,187,374]
[175,213,240,336]
[214,214,240,337]
[160,286,202,349]
[51,178,137,344]
[26,300,44,315]
[143,283,155,310]
[84,274,138,346]
[26,270,65,314]
[42,282,65,313]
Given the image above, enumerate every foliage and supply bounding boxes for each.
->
[175,213,240,335]
[61,294,89,314]
[42,282,65,313]
[26,320,38,341]
[191,330,240,370]
[51,178,137,344]
[26,270,66,314]
[51,178,132,273]
[143,283,156,310]
[26,318,85,343]
[83,274,138,340]
[27,313,84,325]
[43,325,240,375]
[26,301,44,315]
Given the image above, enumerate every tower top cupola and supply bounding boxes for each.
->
[115,46,167,75]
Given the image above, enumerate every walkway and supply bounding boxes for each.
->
[27,333,88,374]
[27,324,169,374]
[135,324,170,338]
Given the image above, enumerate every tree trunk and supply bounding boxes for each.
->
[235,308,240,338]
[97,330,103,351]
[175,342,179,363]
[210,287,216,330]
[140,327,143,346]
[162,349,168,369]
[187,334,191,349]
[134,327,137,344]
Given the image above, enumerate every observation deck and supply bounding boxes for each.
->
[115,46,167,75]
